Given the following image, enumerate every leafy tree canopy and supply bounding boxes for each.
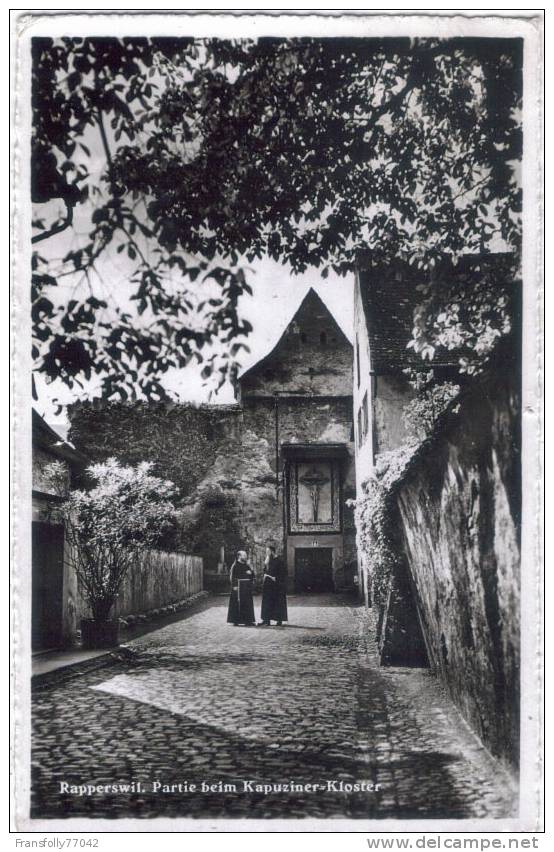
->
[32,35,522,403]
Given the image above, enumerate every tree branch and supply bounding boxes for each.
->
[452,173,490,203]
[96,107,114,170]
[31,200,74,244]
[360,44,446,146]
[96,107,150,267]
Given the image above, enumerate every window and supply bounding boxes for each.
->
[357,393,369,449]
[355,334,361,387]
[362,392,369,441]
[300,332,308,344]
[320,331,327,345]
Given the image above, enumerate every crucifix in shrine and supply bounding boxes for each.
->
[298,465,331,523]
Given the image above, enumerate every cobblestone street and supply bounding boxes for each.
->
[32,595,517,821]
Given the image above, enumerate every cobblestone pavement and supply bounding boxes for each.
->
[32,595,517,821]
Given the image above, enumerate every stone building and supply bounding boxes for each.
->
[32,409,87,649]
[69,288,358,594]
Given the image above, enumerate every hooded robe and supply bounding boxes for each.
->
[227,560,256,625]
[260,554,288,623]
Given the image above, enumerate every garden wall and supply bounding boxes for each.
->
[111,550,203,619]
[392,373,520,770]
[66,549,203,641]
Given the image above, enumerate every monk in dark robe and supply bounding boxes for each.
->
[227,550,256,626]
[259,545,288,626]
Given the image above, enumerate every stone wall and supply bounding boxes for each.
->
[392,374,520,769]
[69,395,357,587]
[241,395,357,570]
[69,401,245,567]
[69,401,243,499]
[240,289,352,399]
[68,289,357,591]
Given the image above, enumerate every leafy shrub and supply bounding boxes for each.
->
[45,458,178,622]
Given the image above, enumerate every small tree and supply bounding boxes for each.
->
[54,458,178,623]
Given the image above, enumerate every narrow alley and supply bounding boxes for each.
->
[31,595,517,821]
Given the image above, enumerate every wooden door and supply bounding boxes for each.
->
[294,548,333,593]
[32,522,64,651]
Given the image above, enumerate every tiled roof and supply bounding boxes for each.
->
[358,269,425,371]
[33,408,88,468]
[358,254,515,373]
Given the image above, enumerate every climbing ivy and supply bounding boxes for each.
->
[354,373,464,610]
[402,372,460,441]
[353,445,416,609]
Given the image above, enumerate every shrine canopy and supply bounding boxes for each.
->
[280,443,350,461]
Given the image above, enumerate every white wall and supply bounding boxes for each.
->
[353,272,376,492]
[352,272,377,607]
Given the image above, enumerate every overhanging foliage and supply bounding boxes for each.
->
[32,36,522,403]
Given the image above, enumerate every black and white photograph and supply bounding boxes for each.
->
[11,10,543,833]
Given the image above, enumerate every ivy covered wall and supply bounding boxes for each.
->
[355,372,520,770]
[395,374,520,769]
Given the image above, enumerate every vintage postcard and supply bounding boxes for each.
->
[10,10,543,833]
